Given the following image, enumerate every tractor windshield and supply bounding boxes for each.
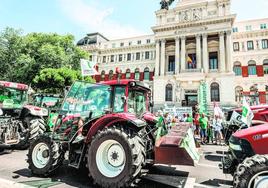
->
[61,82,111,118]
[128,89,147,116]
[0,86,27,109]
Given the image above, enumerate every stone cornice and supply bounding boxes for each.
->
[152,14,236,33]
[232,30,268,40]
[85,44,156,54]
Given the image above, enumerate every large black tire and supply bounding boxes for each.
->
[27,135,63,176]
[233,155,268,188]
[88,127,145,188]
[29,118,46,141]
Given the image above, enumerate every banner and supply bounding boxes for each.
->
[241,97,254,126]
[80,59,99,76]
[198,82,208,114]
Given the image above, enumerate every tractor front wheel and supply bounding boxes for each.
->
[88,127,145,188]
[233,155,268,188]
[27,135,63,176]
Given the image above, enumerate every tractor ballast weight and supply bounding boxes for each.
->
[27,80,199,188]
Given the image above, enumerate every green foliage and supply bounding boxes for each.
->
[33,68,95,93]
[0,27,91,88]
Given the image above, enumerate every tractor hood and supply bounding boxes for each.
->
[233,124,268,141]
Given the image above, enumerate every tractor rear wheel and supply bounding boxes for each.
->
[27,135,63,176]
[233,155,268,188]
[88,127,145,188]
[29,118,46,141]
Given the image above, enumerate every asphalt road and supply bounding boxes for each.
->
[0,144,233,188]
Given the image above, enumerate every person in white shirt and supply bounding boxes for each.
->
[213,115,223,145]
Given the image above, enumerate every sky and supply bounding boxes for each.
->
[0,0,268,41]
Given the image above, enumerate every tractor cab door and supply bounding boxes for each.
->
[52,81,112,141]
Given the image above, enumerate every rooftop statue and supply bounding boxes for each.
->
[160,0,175,10]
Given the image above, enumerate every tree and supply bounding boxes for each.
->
[33,68,95,93]
[0,27,25,80]
[0,27,90,85]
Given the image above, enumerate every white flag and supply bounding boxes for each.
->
[241,97,254,126]
[80,59,99,76]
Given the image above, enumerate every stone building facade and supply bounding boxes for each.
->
[78,0,268,110]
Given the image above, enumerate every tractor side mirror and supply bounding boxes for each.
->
[0,109,3,116]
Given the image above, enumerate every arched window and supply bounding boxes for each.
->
[144,67,150,81]
[165,84,173,102]
[109,70,113,80]
[101,70,105,81]
[235,86,243,102]
[134,68,140,80]
[211,82,220,102]
[263,59,268,75]
[248,60,257,75]
[233,62,242,76]
[126,69,131,79]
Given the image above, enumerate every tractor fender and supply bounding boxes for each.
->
[20,105,49,119]
[85,113,146,143]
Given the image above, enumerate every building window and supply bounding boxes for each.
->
[128,42,132,46]
[211,82,220,102]
[134,68,140,80]
[112,43,116,48]
[136,52,141,60]
[260,23,267,30]
[233,62,242,76]
[144,67,150,81]
[146,39,151,44]
[168,56,175,72]
[263,59,268,75]
[111,55,114,62]
[109,70,114,80]
[120,42,124,47]
[247,41,254,50]
[233,42,240,51]
[165,84,173,102]
[209,52,218,70]
[119,54,123,62]
[137,40,141,45]
[248,60,257,75]
[235,86,243,102]
[232,27,238,33]
[126,69,131,79]
[245,25,252,31]
[127,53,131,61]
[262,39,268,49]
[103,56,106,63]
[101,71,105,81]
[145,51,150,60]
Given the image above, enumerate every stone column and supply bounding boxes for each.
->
[160,39,166,76]
[196,34,202,69]
[180,36,186,71]
[219,32,226,72]
[202,33,209,73]
[175,37,180,74]
[226,30,232,72]
[155,40,160,77]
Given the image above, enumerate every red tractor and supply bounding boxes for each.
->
[0,81,47,150]
[27,80,199,188]
[221,120,268,188]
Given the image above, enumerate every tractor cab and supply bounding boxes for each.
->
[0,81,29,116]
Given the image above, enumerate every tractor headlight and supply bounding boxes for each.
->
[229,142,242,151]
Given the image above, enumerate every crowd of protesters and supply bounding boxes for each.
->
[156,110,225,146]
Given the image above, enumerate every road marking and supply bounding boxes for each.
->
[0,178,34,188]
[193,183,214,188]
